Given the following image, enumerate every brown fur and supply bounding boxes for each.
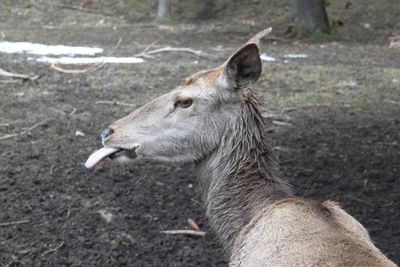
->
[184,67,222,86]
[98,28,396,266]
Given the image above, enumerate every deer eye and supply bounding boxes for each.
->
[174,98,193,109]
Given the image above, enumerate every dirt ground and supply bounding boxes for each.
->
[0,1,399,266]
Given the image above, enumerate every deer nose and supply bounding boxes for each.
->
[100,128,114,140]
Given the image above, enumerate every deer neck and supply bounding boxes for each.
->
[194,90,293,252]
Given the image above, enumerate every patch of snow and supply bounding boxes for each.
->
[0,41,103,56]
[75,130,85,137]
[284,54,308,58]
[34,56,145,64]
[260,53,276,62]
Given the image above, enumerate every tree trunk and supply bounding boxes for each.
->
[157,0,170,19]
[197,0,215,19]
[289,0,330,37]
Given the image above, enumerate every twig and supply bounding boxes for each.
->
[0,123,9,127]
[95,100,136,107]
[50,38,123,74]
[279,158,297,165]
[0,120,48,141]
[134,46,215,59]
[0,68,39,81]
[272,120,293,127]
[382,201,394,207]
[49,57,112,74]
[132,41,157,48]
[345,195,374,207]
[262,110,292,121]
[389,35,400,48]
[187,218,200,231]
[261,111,278,118]
[281,103,350,113]
[49,164,55,175]
[50,62,105,74]
[0,219,30,227]
[42,242,64,256]
[69,107,77,115]
[149,47,214,58]
[26,202,33,212]
[133,40,159,58]
[160,230,206,237]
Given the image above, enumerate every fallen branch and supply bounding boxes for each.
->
[133,40,159,58]
[134,46,215,59]
[0,120,48,141]
[95,100,136,107]
[160,230,206,237]
[0,219,30,227]
[50,38,122,74]
[0,68,39,81]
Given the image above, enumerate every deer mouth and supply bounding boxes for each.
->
[85,146,137,169]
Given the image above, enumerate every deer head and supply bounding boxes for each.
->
[85,28,271,169]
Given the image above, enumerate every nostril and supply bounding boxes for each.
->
[100,128,114,140]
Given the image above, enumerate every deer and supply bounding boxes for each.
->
[85,28,396,266]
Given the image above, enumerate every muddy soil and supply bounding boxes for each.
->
[0,2,399,266]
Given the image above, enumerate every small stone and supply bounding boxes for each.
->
[75,130,85,136]
[98,209,113,223]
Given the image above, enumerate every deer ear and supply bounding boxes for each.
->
[222,43,262,90]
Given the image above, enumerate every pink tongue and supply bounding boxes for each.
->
[85,147,120,169]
